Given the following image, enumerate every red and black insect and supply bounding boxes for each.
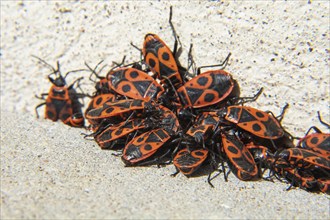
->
[272,147,330,194]
[142,7,243,119]
[86,99,156,130]
[274,167,318,192]
[297,112,330,160]
[176,65,266,130]
[176,68,236,109]
[221,133,259,181]
[227,105,294,147]
[144,47,237,111]
[317,178,330,194]
[142,7,239,110]
[298,130,330,160]
[172,148,209,176]
[142,6,185,90]
[107,67,165,101]
[34,57,85,128]
[244,142,275,173]
[87,99,167,149]
[184,111,225,152]
[122,128,174,166]
[274,148,330,172]
[93,118,147,149]
[121,105,180,166]
[174,109,265,183]
[218,105,286,140]
[84,60,117,116]
[143,33,184,88]
[185,124,214,147]
[169,111,224,183]
[86,94,117,119]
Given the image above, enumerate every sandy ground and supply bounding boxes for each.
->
[1,1,329,219]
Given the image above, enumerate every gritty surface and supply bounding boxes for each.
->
[1,1,329,219]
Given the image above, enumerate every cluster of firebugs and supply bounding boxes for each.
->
[35,7,329,194]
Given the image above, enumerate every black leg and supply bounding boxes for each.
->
[197,53,232,74]
[317,111,330,128]
[171,167,180,177]
[35,102,46,118]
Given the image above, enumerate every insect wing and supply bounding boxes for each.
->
[226,106,284,139]
[221,134,259,181]
[122,128,171,165]
[173,148,208,176]
[177,70,234,108]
